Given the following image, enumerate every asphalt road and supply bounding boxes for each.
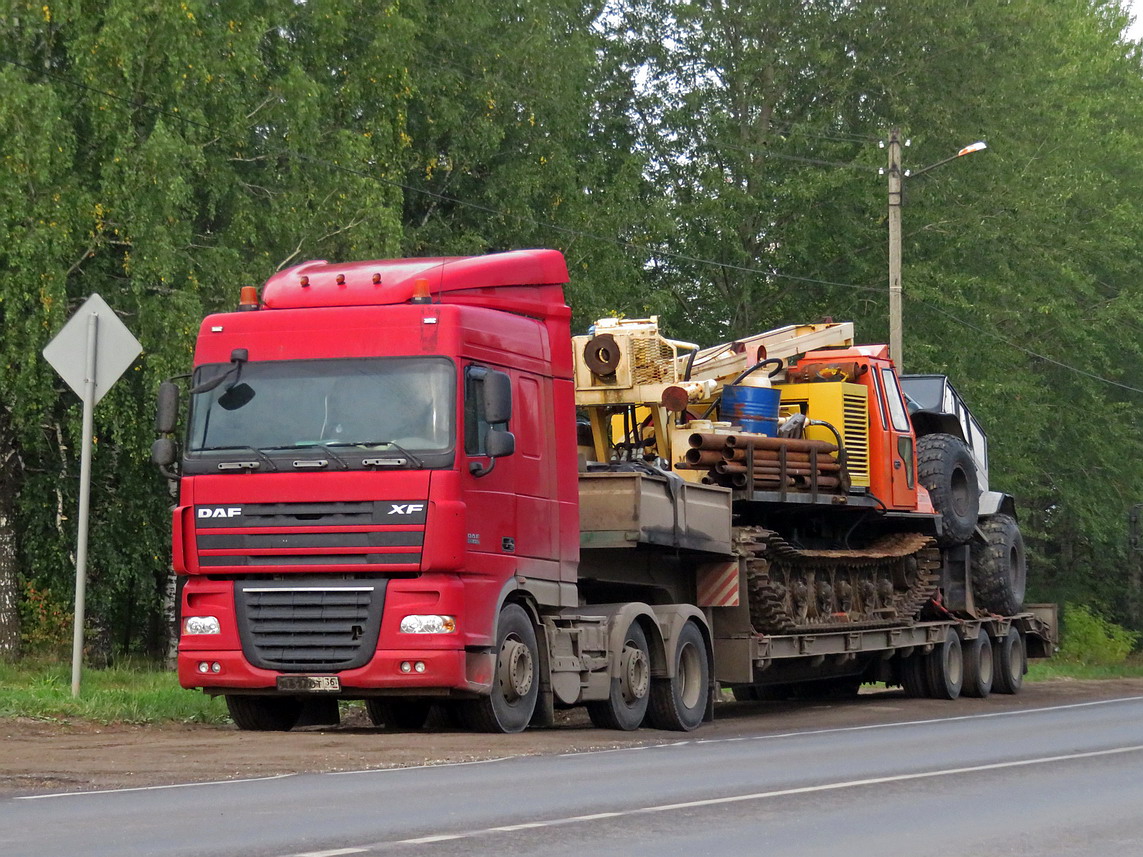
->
[5,694,1143,857]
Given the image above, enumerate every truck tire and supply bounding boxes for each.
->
[900,654,928,698]
[365,699,432,730]
[961,632,994,698]
[992,628,1026,694]
[458,604,539,733]
[924,633,964,699]
[916,433,979,546]
[647,621,710,732]
[971,514,1027,615]
[225,695,303,731]
[587,621,651,731]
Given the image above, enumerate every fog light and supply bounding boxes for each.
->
[183,616,221,635]
[211,662,222,673]
[399,614,456,634]
[414,661,426,673]
[400,661,412,673]
[197,662,210,674]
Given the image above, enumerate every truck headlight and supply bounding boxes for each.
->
[183,616,222,635]
[399,614,456,634]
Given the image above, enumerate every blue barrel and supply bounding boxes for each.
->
[721,385,781,437]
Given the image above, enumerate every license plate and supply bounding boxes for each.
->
[276,675,340,692]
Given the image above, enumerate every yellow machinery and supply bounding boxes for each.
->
[573,316,856,469]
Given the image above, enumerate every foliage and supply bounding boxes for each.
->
[1058,603,1141,665]
[0,659,230,724]
[3,0,1143,656]
[16,582,72,659]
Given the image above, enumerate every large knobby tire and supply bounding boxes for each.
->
[587,621,651,731]
[972,514,1027,615]
[458,604,540,733]
[647,621,710,732]
[225,695,303,731]
[992,628,1026,695]
[961,632,994,698]
[925,634,964,700]
[916,433,979,547]
[365,698,433,730]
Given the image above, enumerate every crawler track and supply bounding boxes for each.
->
[739,527,941,635]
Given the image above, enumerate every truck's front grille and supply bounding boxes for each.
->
[234,579,387,672]
[194,501,425,572]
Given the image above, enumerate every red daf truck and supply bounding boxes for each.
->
[152,249,1053,733]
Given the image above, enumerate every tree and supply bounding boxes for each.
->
[0,0,412,656]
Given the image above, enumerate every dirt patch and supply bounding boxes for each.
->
[3,678,1141,797]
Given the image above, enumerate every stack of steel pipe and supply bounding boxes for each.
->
[678,431,843,492]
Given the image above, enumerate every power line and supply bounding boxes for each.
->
[908,297,1143,395]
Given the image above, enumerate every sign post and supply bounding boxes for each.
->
[43,294,142,696]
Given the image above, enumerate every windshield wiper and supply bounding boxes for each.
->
[260,443,351,470]
[199,445,279,472]
[324,440,424,469]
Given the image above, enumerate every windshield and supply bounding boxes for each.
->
[187,357,455,465]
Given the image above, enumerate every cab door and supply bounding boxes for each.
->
[877,365,918,510]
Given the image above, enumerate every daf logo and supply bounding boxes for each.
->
[388,503,426,516]
[197,506,242,519]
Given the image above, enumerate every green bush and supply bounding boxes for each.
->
[1059,603,1140,665]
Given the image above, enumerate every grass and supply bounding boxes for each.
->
[0,659,231,726]
[1026,656,1143,682]
[2,655,1142,728]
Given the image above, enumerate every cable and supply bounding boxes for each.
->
[907,296,1143,395]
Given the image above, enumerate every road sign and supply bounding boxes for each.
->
[43,293,142,405]
[42,294,143,697]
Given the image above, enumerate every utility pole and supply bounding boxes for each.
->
[885,131,986,372]
[887,129,904,370]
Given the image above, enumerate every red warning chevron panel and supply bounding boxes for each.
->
[696,560,741,607]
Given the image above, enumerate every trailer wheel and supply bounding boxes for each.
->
[916,433,979,546]
[587,621,651,731]
[971,514,1027,615]
[225,695,303,731]
[992,628,1026,695]
[365,699,433,730]
[925,633,964,699]
[647,621,710,732]
[459,604,539,733]
[899,654,928,698]
[961,633,994,698]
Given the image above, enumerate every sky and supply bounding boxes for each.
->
[1129,0,1143,40]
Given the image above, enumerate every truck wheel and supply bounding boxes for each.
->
[225,695,303,731]
[916,433,979,546]
[365,699,432,730]
[925,633,964,700]
[961,632,994,698]
[647,621,710,732]
[971,515,1027,615]
[459,604,539,733]
[992,628,1026,694]
[587,621,651,731]
[899,654,928,698]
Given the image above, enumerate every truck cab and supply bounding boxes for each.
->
[159,251,581,729]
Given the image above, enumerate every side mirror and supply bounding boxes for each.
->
[486,429,515,458]
[155,381,180,434]
[469,429,515,477]
[482,370,512,424]
[151,437,177,467]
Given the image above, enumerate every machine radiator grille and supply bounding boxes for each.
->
[234,579,386,671]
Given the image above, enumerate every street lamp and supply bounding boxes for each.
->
[885,130,988,370]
